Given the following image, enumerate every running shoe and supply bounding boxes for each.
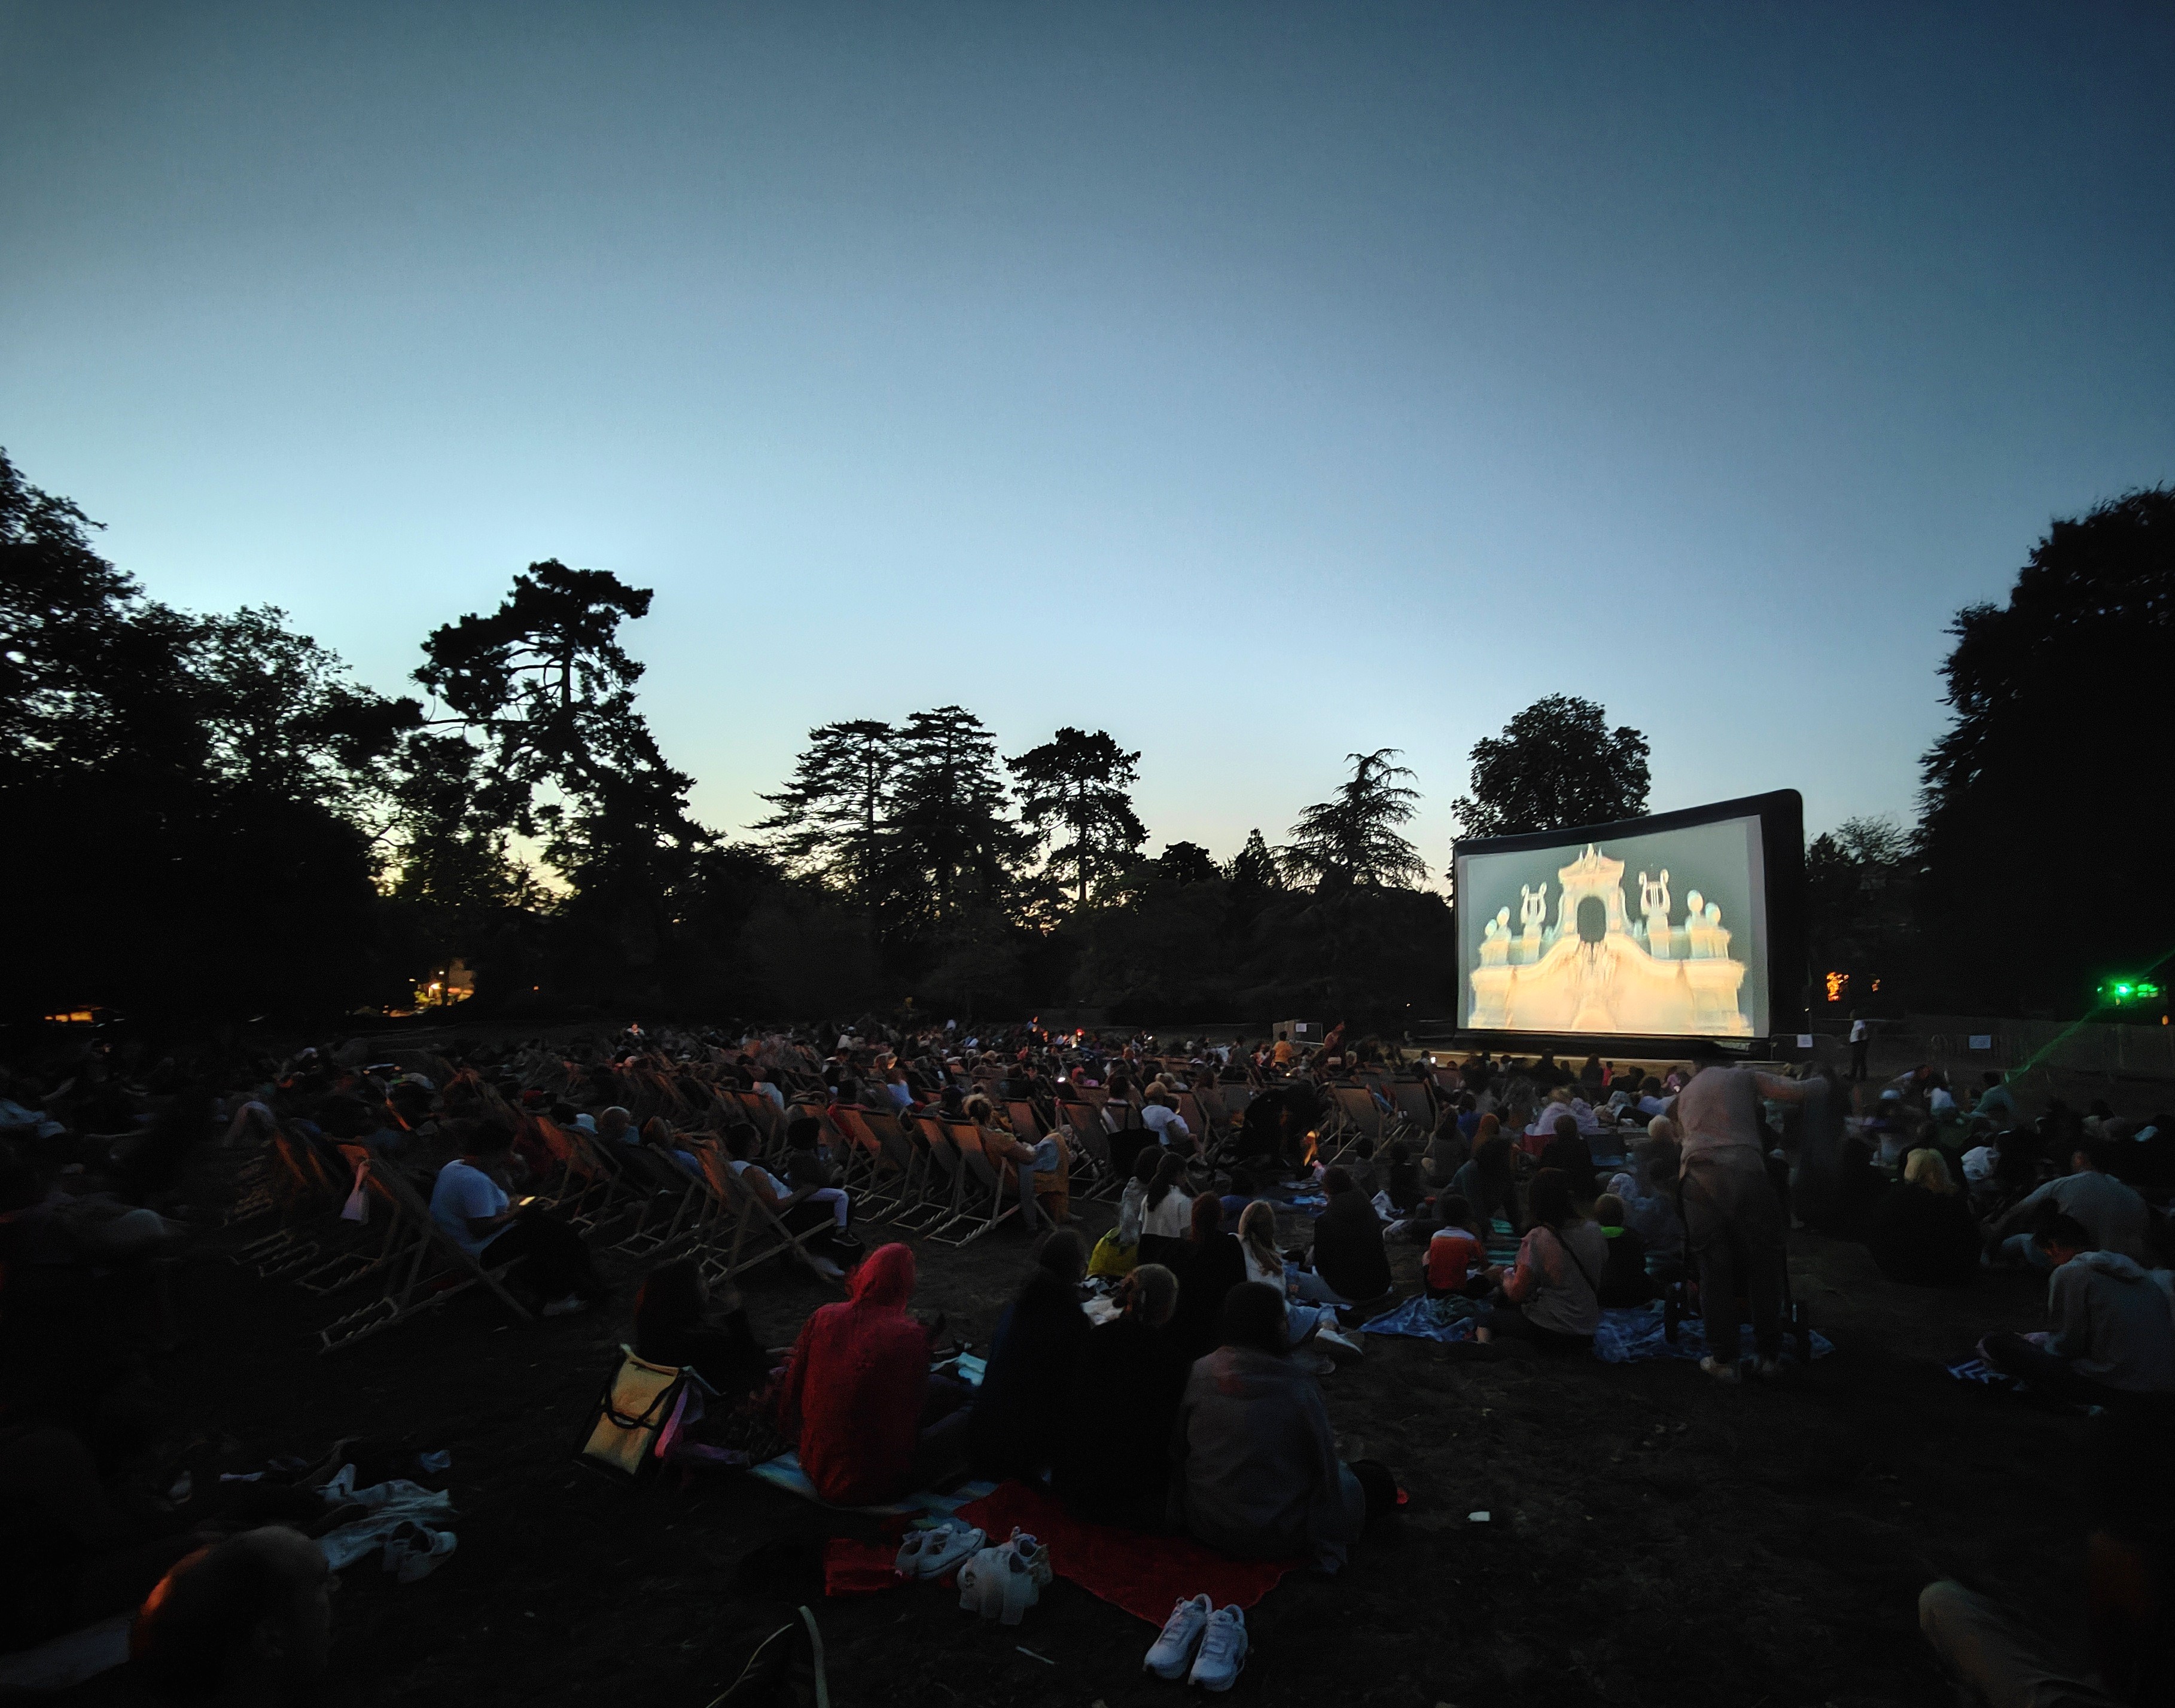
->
[1144,1594,1211,1679]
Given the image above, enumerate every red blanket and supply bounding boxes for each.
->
[954,1481,1297,1627]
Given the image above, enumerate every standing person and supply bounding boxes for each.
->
[1848,1012,1870,1082]
[1673,1065,1812,1383]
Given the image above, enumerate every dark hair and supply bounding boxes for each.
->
[1146,1150,1188,1209]
[723,1123,760,1158]
[1527,1167,1574,1230]
[1321,1166,1354,1195]
[1189,1192,1223,1245]
[634,1258,705,1347]
[1554,1113,1579,1142]
[1133,1149,1161,1185]
[1354,1136,1375,1160]
[2036,1212,2094,1252]
[786,1116,821,1149]
[461,1121,514,1158]
[1437,1192,1471,1226]
[130,1532,302,1702]
[1214,1282,1289,1358]
[1388,1140,1409,1163]
[1037,1227,1088,1280]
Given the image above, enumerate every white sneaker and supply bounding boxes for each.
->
[895,1521,983,1581]
[541,1294,589,1317]
[1699,1354,1741,1385]
[1315,1323,1366,1357]
[1144,1594,1211,1679]
[1187,1605,1248,1691]
[958,1534,1043,1623]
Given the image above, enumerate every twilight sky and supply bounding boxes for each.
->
[4,2,2170,873]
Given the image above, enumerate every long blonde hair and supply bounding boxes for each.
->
[1904,1147,1957,1195]
[1238,1200,1280,1276]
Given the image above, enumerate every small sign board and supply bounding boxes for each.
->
[1796,1035,1814,1049]
[1969,1034,1993,1050]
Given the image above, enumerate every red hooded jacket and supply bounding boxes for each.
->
[779,1243,928,1505]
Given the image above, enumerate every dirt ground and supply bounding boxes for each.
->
[56,1167,2092,1708]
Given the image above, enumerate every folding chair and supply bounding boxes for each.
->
[869,1110,948,1232]
[599,1136,704,1257]
[828,1106,903,1217]
[689,1143,845,1289]
[912,1115,973,1239]
[315,1160,535,1354]
[1390,1082,1436,1139]
[1058,1103,1120,1200]
[927,1121,1021,1247]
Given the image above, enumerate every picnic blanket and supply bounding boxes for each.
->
[952,1480,1298,1627]
[1360,1299,1835,1364]
[750,1451,997,1518]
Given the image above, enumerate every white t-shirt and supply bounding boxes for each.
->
[1850,1020,1868,1043]
[430,1160,508,1256]
[1143,1190,1194,1239]
[729,1157,790,1200]
[1141,1103,1191,1146]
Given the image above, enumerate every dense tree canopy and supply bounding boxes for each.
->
[1007,727,1146,908]
[1454,695,1651,841]
[1919,487,2175,1011]
[1281,749,1427,889]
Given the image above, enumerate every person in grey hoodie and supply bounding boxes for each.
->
[1979,1213,2175,1403]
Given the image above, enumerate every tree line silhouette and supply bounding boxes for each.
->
[4,446,2166,1032]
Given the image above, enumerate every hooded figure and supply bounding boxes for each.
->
[779,1243,929,1505]
[2046,1250,2175,1392]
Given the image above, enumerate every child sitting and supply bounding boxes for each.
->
[1385,1140,1425,1212]
[1424,1194,1487,1298]
[1592,1192,1656,1306]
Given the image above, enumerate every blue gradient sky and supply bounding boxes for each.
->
[4,3,2170,873]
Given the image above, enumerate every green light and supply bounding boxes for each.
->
[2116,983,2135,998]
[2140,983,2162,999]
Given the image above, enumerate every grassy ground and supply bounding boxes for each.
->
[54,1163,2090,1708]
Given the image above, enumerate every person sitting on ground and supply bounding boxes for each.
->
[1342,1136,1384,1201]
[1219,1169,1260,1225]
[1173,1283,1395,1573]
[1424,1106,1470,1189]
[778,1242,970,1506]
[1140,1087,1194,1157]
[1382,1139,1425,1213]
[1052,1263,1189,1527]
[1977,1213,2175,1405]
[1918,1408,2170,1708]
[428,1123,608,1316]
[1451,1121,1521,1234]
[1168,1193,1250,1361]
[1090,1149,1160,1277]
[1235,1200,1356,1356]
[1988,1137,2154,1268]
[1864,1147,1980,1287]
[1423,1193,1488,1299]
[966,1230,1092,1481]
[1591,1191,1656,1306]
[1299,1166,1393,1308]
[1539,1113,1600,1201]
[1475,1168,1605,1352]
[1137,1151,1194,1269]
[633,1257,769,1398]
[130,1526,334,1708]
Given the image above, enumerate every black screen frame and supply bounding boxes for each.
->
[1451,788,1807,1053]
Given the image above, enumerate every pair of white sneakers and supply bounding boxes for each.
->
[955,1529,1052,1627]
[1144,1595,1247,1692]
[894,1520,985,1582]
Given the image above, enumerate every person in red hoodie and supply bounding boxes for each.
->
[778,1243,968,1505]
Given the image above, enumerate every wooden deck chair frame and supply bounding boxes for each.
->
[688,1142,844,1288]
[827,1106,902,1216]
[867,1110,947,1231]
[1056,1102,1120,1199]
[316,1159,534,1354]
[922,1121,1018,1247]
[911,1115,973,1238]
[601,1137,704,1258]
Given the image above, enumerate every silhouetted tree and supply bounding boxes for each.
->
[1006,727,1146,907]
[1156,841,1219,886]
[1226,828,1281,894]
[1454,695,1650,840]
[754,719,898,906]
[1282,749,1427,889]
[1919,488,2175,1012]
[884,706,1026,929]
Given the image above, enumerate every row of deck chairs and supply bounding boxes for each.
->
[225,1094,849,1354]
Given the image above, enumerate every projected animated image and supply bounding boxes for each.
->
[1466,840,1754,1037]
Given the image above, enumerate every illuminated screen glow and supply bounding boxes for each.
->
[1455,812,1771,1039]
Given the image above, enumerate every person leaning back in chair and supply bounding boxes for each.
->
[428,1120,609,1317]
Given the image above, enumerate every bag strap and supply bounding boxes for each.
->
[1545,1225,1603,1301]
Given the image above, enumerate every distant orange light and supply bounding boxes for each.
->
[1824,971,1847,1003]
